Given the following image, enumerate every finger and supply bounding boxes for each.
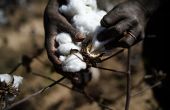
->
[56,15,85,42]
[45,26,61,65]
[100,6,125,28]
[73,32,86,42]
[98,19,138,42]
[57,20,86,42]
[118,26,142,48]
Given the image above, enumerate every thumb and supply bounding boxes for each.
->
[65,26,85,42]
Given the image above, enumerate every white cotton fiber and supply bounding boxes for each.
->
[59,55,66,62]
[62,53,87,72]
[58,43,81,55]
[59,0,98,17]
[56,33,72,44]
[13,75,23,88]
[91,37,111,52]
[0,74,13,84]
[72,11,105,35]
[0,74,23,88]
[59,0,86,17]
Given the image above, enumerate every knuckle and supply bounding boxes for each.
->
[114,25,122,35]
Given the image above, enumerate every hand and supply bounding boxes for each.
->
[97,0,150,49]
[44,0,85,73]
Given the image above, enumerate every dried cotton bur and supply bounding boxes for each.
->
[0,74,23,109]
[56,0,117,88]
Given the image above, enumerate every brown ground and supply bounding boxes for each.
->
[0,1,158,110]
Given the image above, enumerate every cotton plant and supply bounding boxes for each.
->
[56,0,111,73]
[0,74,23,109]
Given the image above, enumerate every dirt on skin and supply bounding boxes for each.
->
[0,1,159,110]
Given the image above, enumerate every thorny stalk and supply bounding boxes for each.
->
[5,77,65,110]
[8,63,22,74]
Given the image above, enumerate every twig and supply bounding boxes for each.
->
[31,72,55,81]
[30,71,73,90]
[73,89,114,110]
[8,62,22,74]
[5,77,65,110]
[81,91,114,110]
[93,66,127,75]
[101,49,124,62]
[35,57,50,67]
[125,48,131,110]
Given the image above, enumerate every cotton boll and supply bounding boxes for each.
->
[56,33,72,44]
[0,74,23,88]
[0,74,13,84]
[13,75,23,88]
[62,53,87,72]
[58,43,81,55]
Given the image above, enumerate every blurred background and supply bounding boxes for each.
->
[0,0,159,110]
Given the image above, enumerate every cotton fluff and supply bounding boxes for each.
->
[62,53,87,72]
[13,75,23,88]
[0,74,23,88]
[58,43,80,55]
[55,33,72,44]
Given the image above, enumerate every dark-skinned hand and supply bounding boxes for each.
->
[44,0,85,73]
[97,0,154,49]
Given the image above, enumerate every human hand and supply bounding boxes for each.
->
[97,0,151,49]
[44,0,85,73]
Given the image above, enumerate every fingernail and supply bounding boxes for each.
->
[75,32,85,42]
